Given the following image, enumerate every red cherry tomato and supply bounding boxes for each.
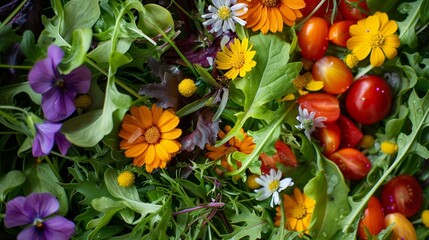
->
[381,175,423,217]
[336,114,363,148]
[312,56,353,94]
[297,93,340,122]
[358,196,386,240]
[301,0,329,17]
[328,148,371,180]
[339,0,369,21]
[328,20,355,47]
[260,141,297,174]
[317,122,341,156]
[345,75,393,125]
[298,17,329,60]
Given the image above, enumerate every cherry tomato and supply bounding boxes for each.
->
[328,20,355,47]
[339,0,369,21]
[358,196,385,240]
[301,0,329,17]
[317,122,341,156]
[260,141,297,174]
[312,56,353,94]
[336,114,363,148]
[297,93,340,122]
[328,148,371,180]
[381,175,423,217]
[298,17,329,60]
[345,75,393,125]
[385,213,417,240]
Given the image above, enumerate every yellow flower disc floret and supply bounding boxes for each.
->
[380,141,398,155]
[117,171,135,188]
[178,79,198,97]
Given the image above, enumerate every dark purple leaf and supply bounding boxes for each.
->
[181,108,220,152]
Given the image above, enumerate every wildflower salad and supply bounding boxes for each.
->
[0,0,429,239]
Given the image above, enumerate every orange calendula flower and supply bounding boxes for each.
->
[275,188,316,233]
[216,37,257,80]
[346,11,400,67]
[238,0,305,34]
[119,104,182,173]
[205,125,256,172]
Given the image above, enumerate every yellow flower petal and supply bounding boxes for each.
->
[160,139,181,153]
[155,143,170,161]
[305,79,324,91]
[370,47,386,67]
[162,128,182,140]
[381,45,398,60]
[352,45,372,61]
[380,20,398,36]
[125,143,148,158]
[145,144,156,164]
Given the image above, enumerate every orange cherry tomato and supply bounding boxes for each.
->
[329,148,371,180]
[384,213,417,240]
[358,196,386,240]
[328,20,355,47]
[312,56,353,95]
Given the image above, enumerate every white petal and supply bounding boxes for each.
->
[271,192,280,207]
[255,188,271,200]
[278,178,294,191]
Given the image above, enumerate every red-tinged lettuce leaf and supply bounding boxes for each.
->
[181,108,220,152]
[139,58,186,109]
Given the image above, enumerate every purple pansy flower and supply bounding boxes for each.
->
[28,45,91,122]
[4,192,75,240]
[32,121,71,157]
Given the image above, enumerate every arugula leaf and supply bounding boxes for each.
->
[222,203,269,240]
[0,170,26,202]
[217,34,301,146]
[305,144,350,240]
[397,0,423,49]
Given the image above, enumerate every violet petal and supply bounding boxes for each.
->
[47,45,64,68]
[63,65,91,93]
[17,226,39,240]
[32,123,62,156]
[23,193,59,219]
[54,132,71,156]
[43,216,76,239]
[42,88,76,122]
[28,59,58,94]
[4,196,33,228]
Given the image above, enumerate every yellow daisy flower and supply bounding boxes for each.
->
[283,72,324,100]
[238,0,305,34]
[346,11,400,67]
[215,38,257,80]
[275,188,316,233]
[119,104,182,173]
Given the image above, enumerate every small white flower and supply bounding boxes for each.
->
[254,169,294,207]
[295,105,327,139]
[202,0,247,36]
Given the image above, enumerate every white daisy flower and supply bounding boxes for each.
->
[202,0,247,36]
[255,169,294,207]
[295,105,327,139]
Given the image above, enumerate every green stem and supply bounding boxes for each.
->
[342,108,429,233]
[171,0,194,20]
[85,58,108,76]
[354,64,374,80]
[43,156,63,181]
[115,78,141,99]
[0,64,33,70]
[0,0,28,28]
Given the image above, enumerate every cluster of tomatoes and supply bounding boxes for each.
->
[257,0,424,239]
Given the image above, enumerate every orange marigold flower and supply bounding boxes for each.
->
[205,125,255,172]
[119,104,182,173]
[238,0,305,34]
[275,188,316,233]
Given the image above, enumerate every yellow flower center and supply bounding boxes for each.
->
[268,179,280,192]
[380,141,398,155]
[293,75,308,90]
[291,203,307,220]
[74,94,92,109]
[231,53,245,69]
[145,126,161,144]
[117,171,135,188]
[35,219,44,229]
[261,0,278,7]
[369,32,385,48]
[178,79,197,97]
[217,6,231,20]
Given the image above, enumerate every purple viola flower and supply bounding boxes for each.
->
[4,192,75,240]
[28,45,91,122]
[32,121,71,157]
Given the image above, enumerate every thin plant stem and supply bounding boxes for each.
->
[171,0,194,19]
[115,78,141,99]
[0,64,33,70]
[0,0,28,28]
